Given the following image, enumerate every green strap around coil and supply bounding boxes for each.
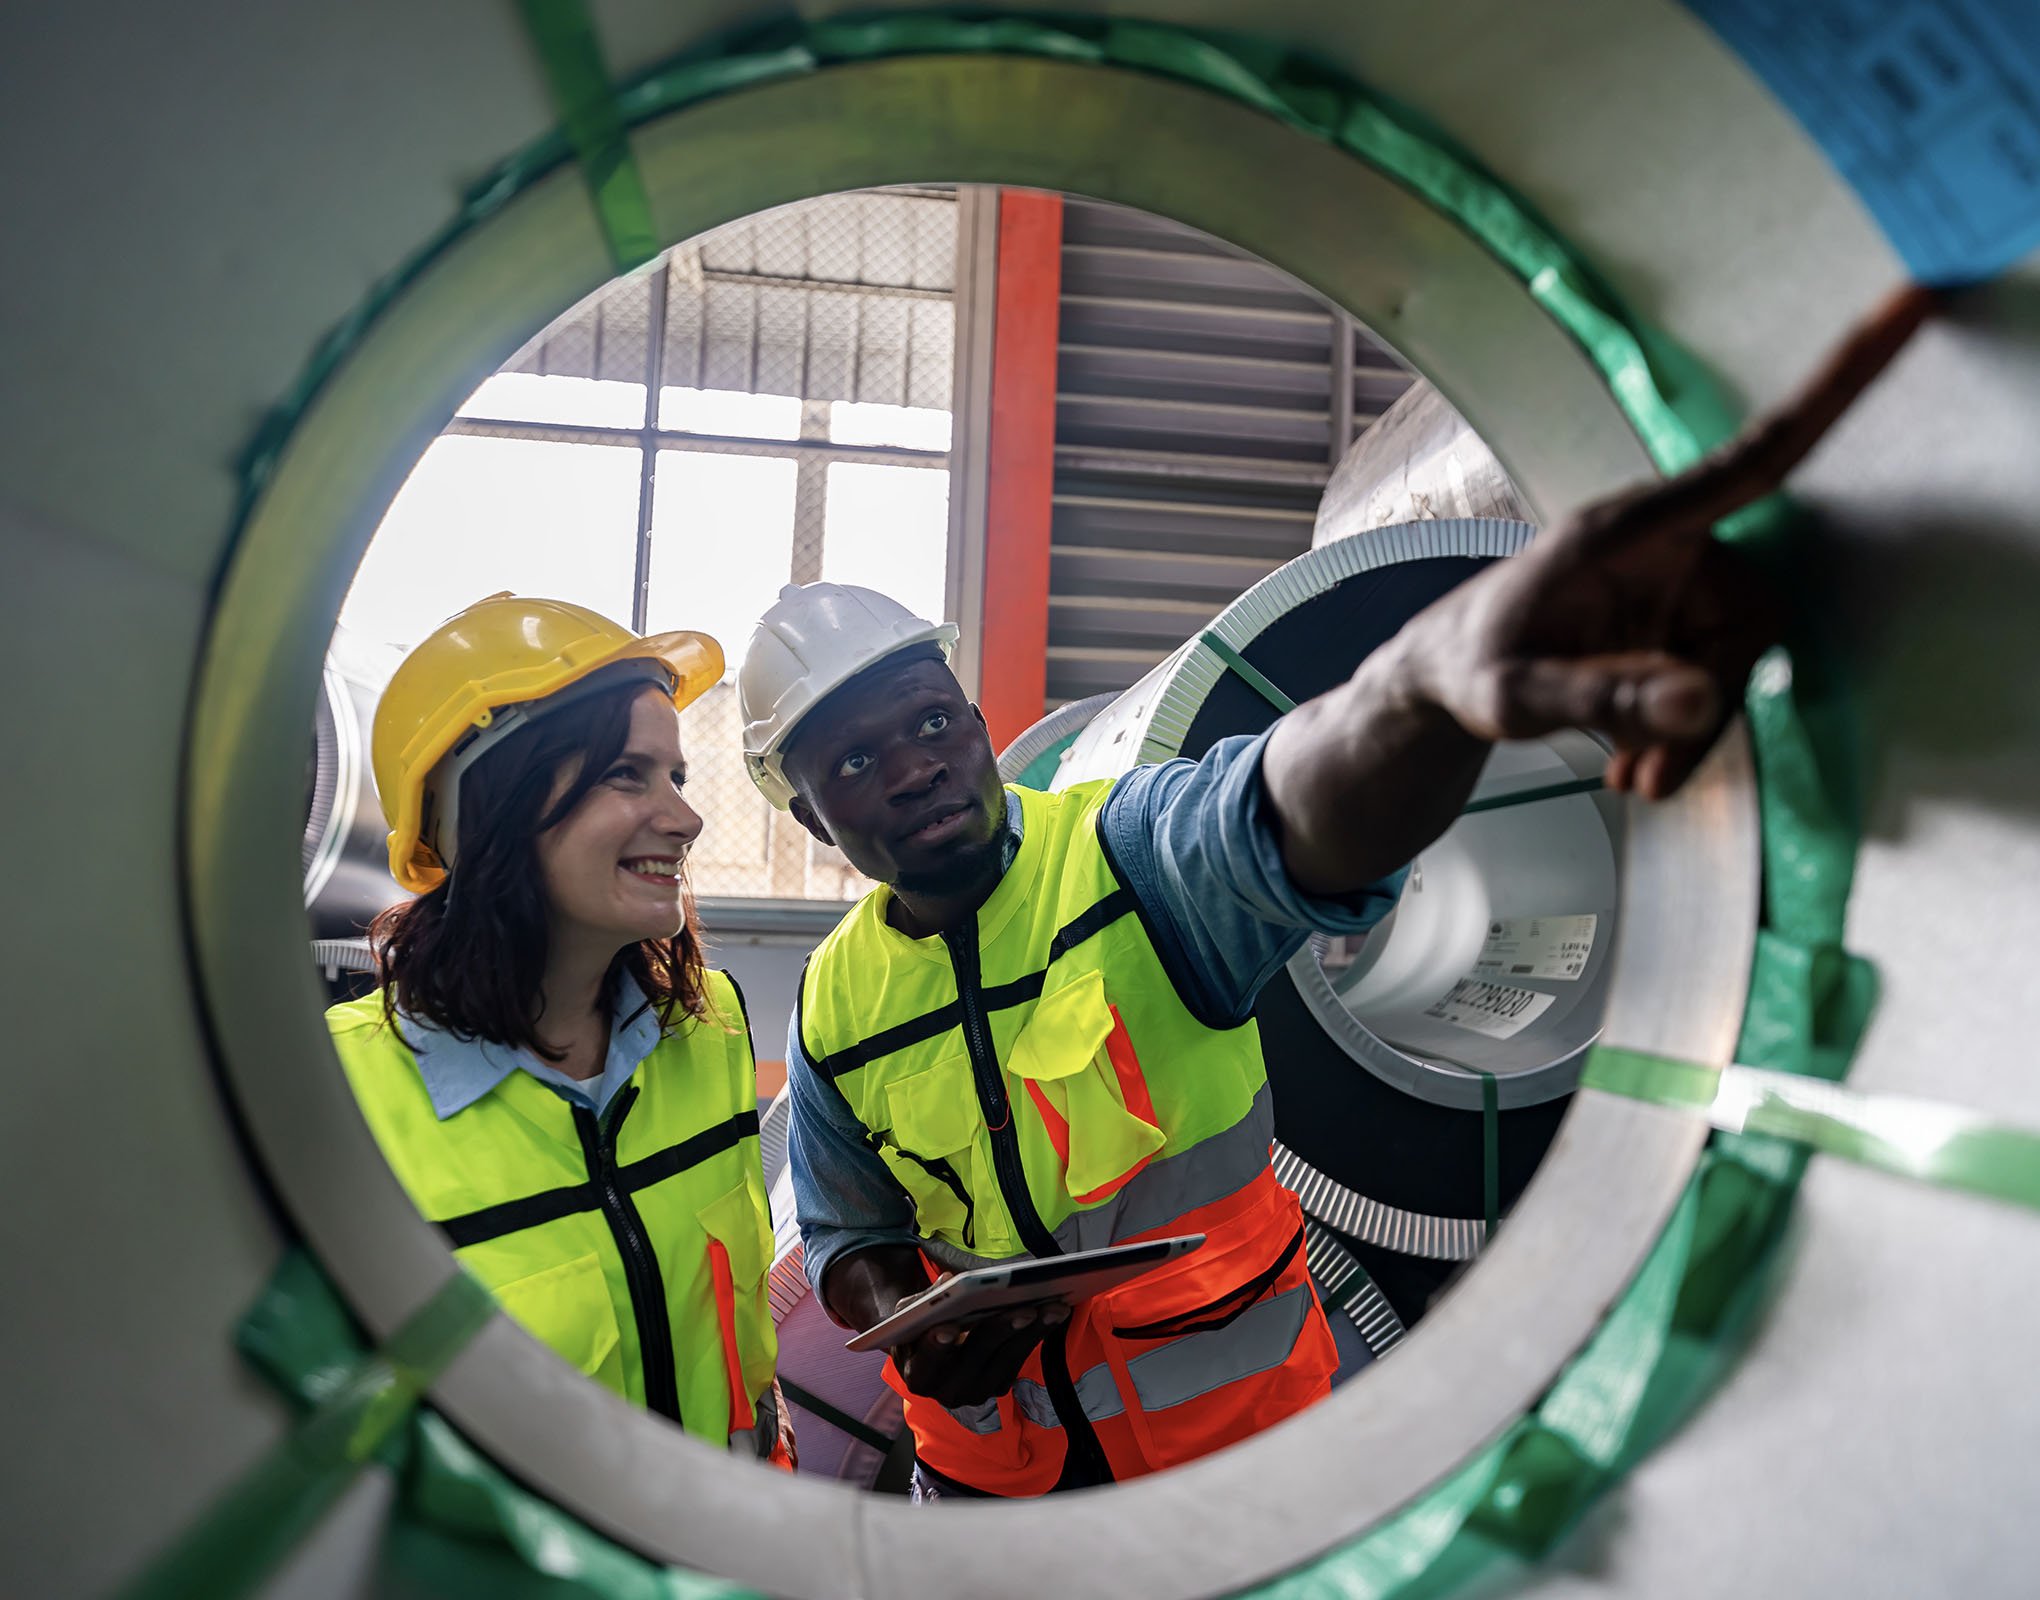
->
[511,0,659,272]
[777,1376,900,1456]
[1459,776,1605,815]
[1200,630,1298,714]
[1199,630,1605,825]
[119,1268,496,1600]
[1585,1047,2040,1215]
[1477,1071,1499,1240]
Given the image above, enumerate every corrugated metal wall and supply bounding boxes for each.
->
[1047,199,1415,705]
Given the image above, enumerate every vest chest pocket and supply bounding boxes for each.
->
[1009,968,1165,1204]
[490,1252,627,1394]
[874,1054,981,1246]
[697,1177,773,1295]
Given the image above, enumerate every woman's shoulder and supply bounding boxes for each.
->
[684,967,750,1046]
[631,965,741,1020]
[325,989,399,1046]
[643,967,751,1055]
[322,992,438,1119]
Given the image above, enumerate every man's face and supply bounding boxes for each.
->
[784,654,1005,894]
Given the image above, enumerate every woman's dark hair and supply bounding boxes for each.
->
[369,678,713,1058]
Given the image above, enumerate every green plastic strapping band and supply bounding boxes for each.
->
[221,1252,747,1600]
[778,1376,900,1456]
[1585,1047,2040,1216]
[1200,630,1298,714]
[1459,776,1605,816]
[119,1266,496,1600]
[512,0,658,272]
[1198,624,1591,832]
[1197,628,1604,829]
[1478,1071,1500,1241]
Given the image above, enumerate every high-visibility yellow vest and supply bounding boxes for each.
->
[329,970,779,1453]
[799,781,1335,1492]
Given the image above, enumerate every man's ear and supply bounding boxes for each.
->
[789,793,833,847]
[970,702,988,731]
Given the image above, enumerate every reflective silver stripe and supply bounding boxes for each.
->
[1011,1363,1125,1430]
[998,1284,1312,1433]
[1124,1283,1313,1413]
[945,1396,1004,1435]
[1011,1380,1058,1429]
[731,1384,780,1457]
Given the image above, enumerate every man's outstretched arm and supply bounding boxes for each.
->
[1263,284,1940,898]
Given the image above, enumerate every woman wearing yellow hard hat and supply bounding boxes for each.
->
[327,593,792,1465]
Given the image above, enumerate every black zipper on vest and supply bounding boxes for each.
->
[943,920,1113,1484]
[942,919,1061,1260]
[573,1086,682,1425]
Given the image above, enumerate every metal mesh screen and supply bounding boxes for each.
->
[511,190,956,412]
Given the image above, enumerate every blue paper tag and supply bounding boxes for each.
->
[1683,0,2040,284]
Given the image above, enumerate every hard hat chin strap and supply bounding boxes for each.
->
[423,659,675,878]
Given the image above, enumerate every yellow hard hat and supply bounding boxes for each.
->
[372,593,723,893]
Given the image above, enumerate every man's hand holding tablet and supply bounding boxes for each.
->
[828,1237,1207,1408]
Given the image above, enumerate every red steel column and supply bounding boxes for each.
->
[975,189,1062,750]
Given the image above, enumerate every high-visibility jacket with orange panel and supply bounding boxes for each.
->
[798,781,1336,1493]
[330,970,785,1460]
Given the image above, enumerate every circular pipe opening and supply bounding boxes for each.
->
[184,54,1754,1600]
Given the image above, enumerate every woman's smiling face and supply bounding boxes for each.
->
[535,686,703,952]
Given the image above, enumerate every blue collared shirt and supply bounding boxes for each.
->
[402,976,667,1121]
[784,728,1408,1296]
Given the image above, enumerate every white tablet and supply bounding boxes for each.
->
[844,1235,1205,1353]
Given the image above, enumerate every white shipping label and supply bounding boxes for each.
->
[1424,978,1555,1040]
[1471,914,1598,982]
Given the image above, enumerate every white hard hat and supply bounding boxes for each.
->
[738,582,960,809]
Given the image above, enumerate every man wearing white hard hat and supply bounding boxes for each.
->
[739,290,1930,1499]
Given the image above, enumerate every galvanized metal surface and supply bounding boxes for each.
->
[1314,380,1533,544]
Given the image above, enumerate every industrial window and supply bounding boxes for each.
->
[338,189,959,904]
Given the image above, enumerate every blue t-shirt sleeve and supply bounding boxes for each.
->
[1097,728,1407,1028]
[785,1010,922,1311]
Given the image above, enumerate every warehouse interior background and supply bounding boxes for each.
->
[326,186,1429,1091]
